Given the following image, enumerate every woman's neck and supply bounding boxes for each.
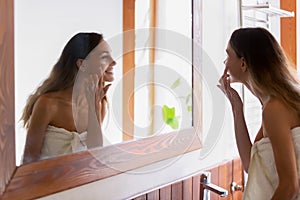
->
[243,80,270,107]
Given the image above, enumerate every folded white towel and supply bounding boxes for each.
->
[243,127,300,200]
[40,125,87,160]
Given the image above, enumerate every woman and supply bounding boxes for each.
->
[21,32,116,164]
[218,27,300,199]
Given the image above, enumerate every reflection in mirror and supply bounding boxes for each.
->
[15,0,192,165]
[15,0,123,165]
[21,33,116,164]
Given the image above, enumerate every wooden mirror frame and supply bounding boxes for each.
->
[0,0,202,199]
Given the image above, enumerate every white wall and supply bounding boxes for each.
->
[15,0,123,165]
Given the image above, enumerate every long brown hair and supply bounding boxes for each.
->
[229,27,300,116]
[21,32,103,127]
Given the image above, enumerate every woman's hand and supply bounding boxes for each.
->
[85,74,111,122]
[217,66,243,109]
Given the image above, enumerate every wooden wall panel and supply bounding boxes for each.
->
[207,159,243,200]
[218,161,232,200]
[183,178,193,200]
[280,0,296,67]
[132,159,244,200]
[149,0,156,134]
[171,181,183,200]
[147,190,159,200]
[208,167,219,200]
[232,158,243,200]
[192,175,200,200]
[0,0,15,195]
[122,0,135,141]
[160,185,172,200]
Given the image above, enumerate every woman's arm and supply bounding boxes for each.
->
[85,75,110,148]
[86,100,103,148]
[231,100,253,172]
[22,96,53,164]
[218,67,252,172]
[263,100,299,200]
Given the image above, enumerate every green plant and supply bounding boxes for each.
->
[162,105,179,129]
[162,78,192,129]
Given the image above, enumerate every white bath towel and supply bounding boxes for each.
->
[243,127,300,200]
[40,125,87,160]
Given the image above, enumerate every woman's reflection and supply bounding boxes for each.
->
[21,32,116,164]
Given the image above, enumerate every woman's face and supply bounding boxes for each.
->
[84,40,116,82]
[224,43,244,82]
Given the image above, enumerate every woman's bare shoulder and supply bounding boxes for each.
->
[37,92,57,103]
[35,91,73,119]
[39,91,71,104]
[263,98,289,113]
[34,92,61,112]
[263,97,299,128]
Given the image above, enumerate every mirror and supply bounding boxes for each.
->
[15,0,193,165]
[0,0,201,199]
